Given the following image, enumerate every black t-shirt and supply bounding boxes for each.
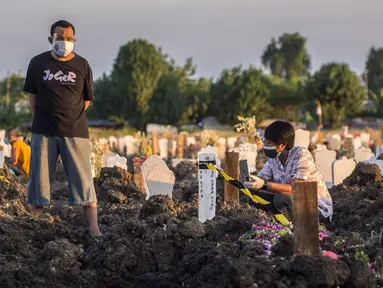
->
[23,51,94,138]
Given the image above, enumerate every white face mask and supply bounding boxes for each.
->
[52,40,74,57]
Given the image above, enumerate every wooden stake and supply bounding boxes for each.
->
[152,131,159,155]
[224,151,240,203]
[177,134,186,159]
[133,161,146,192]
[292,181,320,256]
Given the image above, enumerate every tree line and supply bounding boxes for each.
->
[2,32,383,129]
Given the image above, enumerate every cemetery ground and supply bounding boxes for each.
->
[0,159,382,288]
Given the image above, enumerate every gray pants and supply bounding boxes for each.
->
[27,134,97,206]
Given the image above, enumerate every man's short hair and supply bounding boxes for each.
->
[6,128,17,138]
[50,20,75,36]
[264,120,295,149]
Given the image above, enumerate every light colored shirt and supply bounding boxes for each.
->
[258,146,333,219]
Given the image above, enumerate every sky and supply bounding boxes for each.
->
[1,0,383,80]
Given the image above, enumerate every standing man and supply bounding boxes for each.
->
[23,20,101,237]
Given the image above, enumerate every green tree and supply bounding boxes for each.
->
[209,66,270,124]
[262,33,310,81]
[365,47,383,112]
[305,62,365,128]
[111,38,169,128]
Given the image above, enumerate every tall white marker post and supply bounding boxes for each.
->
[198,146,217,223]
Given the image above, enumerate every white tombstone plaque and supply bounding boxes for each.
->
[0,130,5,140]
[0,149,4,168]
[353,137,362,151]
[360,133,371,147]
[107,154,128,170]
[102,151,116,167]
[141,155,175,200]
[227,137,238,149]
[354,147,374,163]
[108,136,118,151]
[328,134,341,151]
[233,143,258,173]
[159,138,169,159]
[186,136,196,146]
[198,146,217,223]
[314,149,336,187]
[332,157,356,186]
[294,129,310,149]
[118,137,125,153]
[217,138,226,160]
[124,136,135,156]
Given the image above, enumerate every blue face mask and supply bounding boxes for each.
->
[3,138,9,145]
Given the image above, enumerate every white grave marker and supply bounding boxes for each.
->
[159,138,169,159]
[118,137,126,153]
[198,146,217,223]
[360,133,371,147]
[217,138,226,160]
[294,129,310,148]
[102,151,116,167]
[107,154,128,170]
[328,134,341,151]
[314,149,336,187]
[233,143,258,173]
[332,157,356,185]
[0,148,4,168]
[0,130,5,140]
[186,136,196,146]
[227,137,238,149]
[108,136,118,151]
[141,155,175,200]
[124,136,136,156]
[354,147,374,163]
[353,137,362,151]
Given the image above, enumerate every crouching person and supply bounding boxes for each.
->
[244,120,333,223]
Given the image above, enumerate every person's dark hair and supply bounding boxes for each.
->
[6,128,17,138]
[264,120,295,149]
[50,20,75,36]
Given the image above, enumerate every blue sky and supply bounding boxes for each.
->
[1,0,383,80]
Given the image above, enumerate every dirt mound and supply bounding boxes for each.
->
[343,162,382,187]
[96,167,146,204]
[174,161,198,180]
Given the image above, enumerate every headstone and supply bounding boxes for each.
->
[353,137,362,151]
[186,136,196,146]
[315,144,327,151]
[118,137,125,154]
[343,136,354,151]
[141,155,175,200]
[198,146,217,223]
[360,133,371,147]
[2,144,11,158]
[294,129,310,149]
[124,136,136,156]
[328,134,341,151]
[102,151,116,167]
[108,136,118,151]
[364,159,383,176]
[0,130,5,140]
[158,138,168,159]
[354,147,374,163]
[107,154,128,170]
[314,149,336,187]
[332,157,356,185]
[227,137,238,149]
[233,143,257,173]
[98,138,108,146]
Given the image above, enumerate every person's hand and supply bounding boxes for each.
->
[244,175,265,190]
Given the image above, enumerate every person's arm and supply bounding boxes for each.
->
[11,145,19,166]
[24,58,37,117]
[83,61,95,110]
[28,93,36,117]
[266,182,292,194]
